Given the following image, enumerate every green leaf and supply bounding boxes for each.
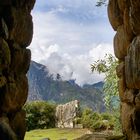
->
[91,54,119,111]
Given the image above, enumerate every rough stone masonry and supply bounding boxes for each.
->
[0,0,35,140]
[55,100,80,128]
[0,0,140,140]
[108,0,140,139]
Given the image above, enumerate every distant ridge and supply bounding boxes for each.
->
[27,61,106,112]
[83,81,104,91]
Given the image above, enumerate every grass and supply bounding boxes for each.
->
[25,128,88,140]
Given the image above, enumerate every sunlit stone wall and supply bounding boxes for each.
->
[108,0,140,139]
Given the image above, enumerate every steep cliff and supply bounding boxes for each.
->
[108,0,140,139]
[0,0,35,140]
[27,61,105,112]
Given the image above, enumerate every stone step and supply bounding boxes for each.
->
[74,134,126,140]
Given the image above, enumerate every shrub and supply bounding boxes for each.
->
[81,108,121,133]
[81,108,102,130]
[81,108,94,128]
[24,101,56,131]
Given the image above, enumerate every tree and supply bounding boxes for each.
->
[96,0,107,7]
[24,101,56,131]
[56,73,61,81]
[91,54,119,111]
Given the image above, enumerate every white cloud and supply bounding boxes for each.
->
[33,43,113,85]
[89,43,114,60]
[29,0,115,85]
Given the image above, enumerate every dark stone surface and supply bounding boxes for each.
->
[108,0,140,139]
[0,0,35,139]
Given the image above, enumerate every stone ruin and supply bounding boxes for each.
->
[0,0,140,139]
[108,0,140,139]
[55,100,80,128]
[0,0,35,140]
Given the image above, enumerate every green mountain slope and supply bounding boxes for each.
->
[27,61,105,112]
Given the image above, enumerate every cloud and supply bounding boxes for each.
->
[29,0,115,85]
[89,43,114,60]
[35,43,113,85]
[34,0,108,21]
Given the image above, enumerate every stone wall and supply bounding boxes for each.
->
[55,100,80,128]
[0,0,35,140]
[108,0,140,139]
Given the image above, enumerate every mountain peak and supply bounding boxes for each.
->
[27,61,105,112]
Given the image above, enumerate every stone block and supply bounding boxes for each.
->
[0,0,35,139]
[132,108,140,138]
[130,0,140,35]
[10,110,26,140]
[1,75,28,113]
[10,45,31,75]
[40,138,50,140]
[0,116,17,140]
[117,0,127,12]
[55,100,80,128]
[12,0,35,12]
[123,7,134,43]
[0,38,11,71]
[10,8,33,47]
[3,7,33,47]
[108,0,123,31]
[123,89,135,104]
[121,103,134,139]
[118,77,126,101]
[116,62,125,78]
[125,36,140,89]
[114,25,130,59]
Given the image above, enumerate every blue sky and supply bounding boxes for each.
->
[29,0,115,85]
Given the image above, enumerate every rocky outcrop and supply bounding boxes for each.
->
[108,0,140,139]
[55,100,80,128]
[0,0,35,140]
